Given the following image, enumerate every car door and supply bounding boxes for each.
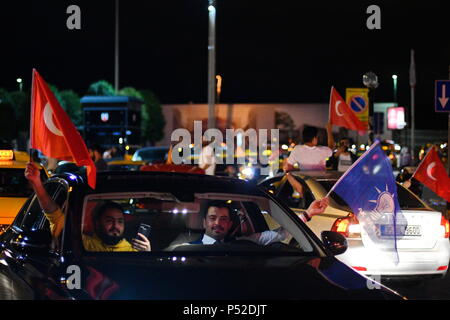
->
[0,180,72,299]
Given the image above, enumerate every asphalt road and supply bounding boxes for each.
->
[383,270,450,300]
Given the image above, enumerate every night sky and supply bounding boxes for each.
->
[1,0,449,129]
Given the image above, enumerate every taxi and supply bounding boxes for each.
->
[0,150,48,232]
[106,159,146,171]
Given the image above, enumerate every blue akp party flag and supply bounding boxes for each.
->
[328,140,404,263]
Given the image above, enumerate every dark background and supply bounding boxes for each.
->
[0,0,449,129]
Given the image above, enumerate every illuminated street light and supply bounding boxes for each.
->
[392,74,398,102]
[16,78,23,92]
[216,75,222,103]
[363,71,379,145]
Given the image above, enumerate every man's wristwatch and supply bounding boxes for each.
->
[302,211,311,222]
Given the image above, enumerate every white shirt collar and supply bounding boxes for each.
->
[202,234,218,244]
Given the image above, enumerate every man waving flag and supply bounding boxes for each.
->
[329,86,367,133]
[413,147,450,202]
[30,69,97,189]
[327,140,405,263]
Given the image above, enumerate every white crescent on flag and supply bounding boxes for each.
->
[44,103,63,137]
[335,101,344,117]
[426,162,437,181]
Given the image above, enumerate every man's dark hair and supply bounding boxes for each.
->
[302,126,318,143]
[93,201,125,223]
[200,200,233,220]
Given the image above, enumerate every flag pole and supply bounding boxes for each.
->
[29,69,36,163]
[409,49,416,163]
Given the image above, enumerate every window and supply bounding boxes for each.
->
[81,192,314,254]
[316,180,351,208]
[396,184,426,209]
[277,178,314,209]
[0,168,46,198]
[15,182,68,233]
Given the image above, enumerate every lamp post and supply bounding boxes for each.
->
[392,74,398,103]
[216,75,222,104]
[114,0,119,93]
[16,78,23,92]
[207,0,216,129]
[363,71,379,146]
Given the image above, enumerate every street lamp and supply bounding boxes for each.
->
[216,75,222,103]
[16,78,23,92]
[207,0,216,129]
[363,71,379,145]
[392,74,398,103]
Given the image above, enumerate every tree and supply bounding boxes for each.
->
[0,88,11,105]
[117,88,165,145]
[118,87,143,100]
[9,90,30,133]
[87,80,115,96]
[59,90,82,126]
[140,90,165,145]
[46,85,82,126]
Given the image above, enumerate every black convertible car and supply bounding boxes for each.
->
[0,171,404,300]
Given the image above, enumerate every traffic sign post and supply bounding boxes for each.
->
[435,80,450,112]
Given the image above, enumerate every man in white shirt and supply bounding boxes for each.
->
[285,123,334,172]
[283,124,334,200]
[199,142,216,176]
[191,198,329,245]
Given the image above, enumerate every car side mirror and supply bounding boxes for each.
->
[10,230,52,254]
[321,231,348,256]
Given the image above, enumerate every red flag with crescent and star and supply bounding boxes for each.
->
[30,69,97,189]
[329,86,367,133]
[413,147,450,202]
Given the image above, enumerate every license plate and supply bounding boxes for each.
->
[379,225,421,237]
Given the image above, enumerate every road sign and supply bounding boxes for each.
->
[435,80,450,112]
[346,88,369,126]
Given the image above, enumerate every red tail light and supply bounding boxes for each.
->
[331,213,361,238]
[352,267,367,272]
[437,266,448,271]
[441,216,449,238]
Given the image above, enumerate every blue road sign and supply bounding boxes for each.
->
[349,96,367,113]
[435,80,450,112]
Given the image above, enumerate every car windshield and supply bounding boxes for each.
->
[316,180,351,208]
[133,148,168,162]
[0,168,34,197]
[81,191,316,255]
[317,179,426,210]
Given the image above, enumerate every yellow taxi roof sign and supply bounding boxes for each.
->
[0,150,14,161]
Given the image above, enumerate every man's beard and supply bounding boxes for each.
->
[97,229,124,245]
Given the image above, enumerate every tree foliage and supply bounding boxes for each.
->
[59,90,82,126]
[87,80,115,96]
[139,90,165,145]
[0,102,17,142]
[117,87,165,145]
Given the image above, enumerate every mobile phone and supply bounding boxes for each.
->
[137,223,151,239]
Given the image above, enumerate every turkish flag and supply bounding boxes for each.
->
[413,147,450,202]
[30,69,97,189]
[329,87,367,132]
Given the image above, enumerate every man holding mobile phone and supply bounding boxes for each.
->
[24,162,151,252]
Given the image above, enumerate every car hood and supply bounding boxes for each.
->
[69,254,404,300]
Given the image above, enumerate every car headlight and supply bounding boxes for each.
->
[242,167,255,179]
